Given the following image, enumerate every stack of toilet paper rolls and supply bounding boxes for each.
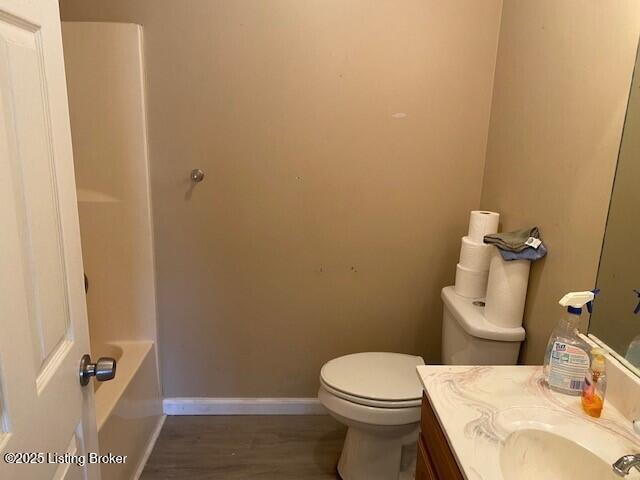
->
[454,210,532,329]
[454,211,499,298]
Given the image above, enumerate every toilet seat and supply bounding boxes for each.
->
[318,384,421,426]
[320,352,424,408]
[320,379,422,408]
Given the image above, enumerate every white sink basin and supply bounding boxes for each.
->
[500,429,619,480]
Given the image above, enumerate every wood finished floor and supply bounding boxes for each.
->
[140,415,346,479]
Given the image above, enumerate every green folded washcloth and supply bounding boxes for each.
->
[483,227,540,252]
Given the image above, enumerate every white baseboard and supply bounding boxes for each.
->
[132,415,166,480]
[163,397,327,416]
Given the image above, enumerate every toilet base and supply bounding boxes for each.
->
[337,424,419,480]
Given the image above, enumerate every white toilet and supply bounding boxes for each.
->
[318,286,525,480]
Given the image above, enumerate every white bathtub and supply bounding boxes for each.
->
[93,341,164,479]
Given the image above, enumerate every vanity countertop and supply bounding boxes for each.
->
[416,365,640,480]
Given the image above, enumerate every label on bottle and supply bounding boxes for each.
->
[548,341,590,393]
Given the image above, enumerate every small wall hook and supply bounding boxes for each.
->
[190,169,205,183]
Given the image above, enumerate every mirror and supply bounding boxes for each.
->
[589,41,640,374]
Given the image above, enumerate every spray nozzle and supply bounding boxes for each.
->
[586,288,600,314]
[559,290,596,315]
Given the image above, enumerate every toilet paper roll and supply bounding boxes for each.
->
[459,236,493,271]
[454,263,489,298]
[484,249,531,329]
[468,210,500,243]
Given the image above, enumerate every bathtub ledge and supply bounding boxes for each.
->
[95,340,154,430]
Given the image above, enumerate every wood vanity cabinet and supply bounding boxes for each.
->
[416,393,464,480]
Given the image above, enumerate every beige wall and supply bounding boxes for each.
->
[480,1,640,364]
[62,22,158,354]
[60,0,502,396]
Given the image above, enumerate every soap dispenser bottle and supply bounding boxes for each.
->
[543,291,594,395]
[581,348,607,418]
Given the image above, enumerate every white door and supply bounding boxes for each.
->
[0,0,100,479]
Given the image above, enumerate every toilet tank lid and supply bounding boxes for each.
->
[441,286,526,342]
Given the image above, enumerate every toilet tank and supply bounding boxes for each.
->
[441,286,525,365]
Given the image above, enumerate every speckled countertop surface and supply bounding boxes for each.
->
[417,366,640,480]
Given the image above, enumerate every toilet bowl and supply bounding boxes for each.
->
[318,352,424,480]
[318,286,526,480]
